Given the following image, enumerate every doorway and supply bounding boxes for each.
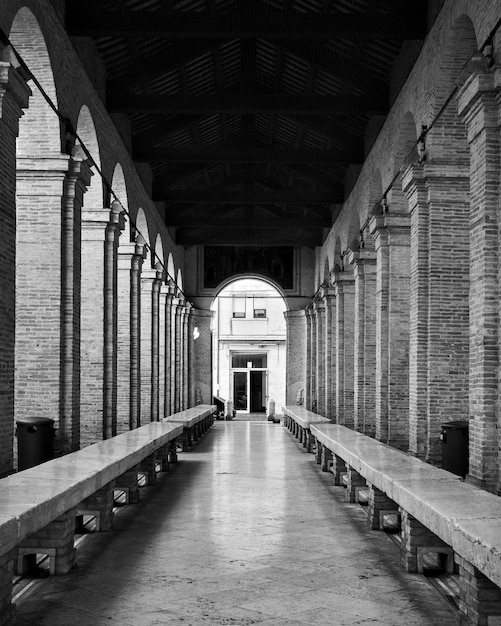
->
[232,368,267,413]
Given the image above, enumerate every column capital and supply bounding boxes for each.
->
[284,309,307,320]
[457,65,501,120]
[369,212,410,249]
[0,58,31,118]
[346,248,376,268]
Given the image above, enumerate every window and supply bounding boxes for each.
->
[253,308,266,318]
[232,296,246,318]
[232,353,267,368]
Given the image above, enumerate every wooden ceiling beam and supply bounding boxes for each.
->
[175,227,324,246]
[161,189,335,204]
[67,8,427,40]
[164,213,331,228]
[109,92,387,115]
[137,145,360,164]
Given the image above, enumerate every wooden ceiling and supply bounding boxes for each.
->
[66,0,428,247]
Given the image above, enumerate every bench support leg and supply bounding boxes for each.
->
[314,440,322,465]
[0,550,16,626]
[321,445,332,472]
[368,485,399,530]
[77,480,115,532]
[346,468,366,503]
[399,509,451,574]
[169,439,179,463]
[455,555,501,626]
[332,455,347,486]
[16,508,77,576]
[115,465,141,503]
[305,430,314,453]
[140,453,158,486]
[157,444,170,471]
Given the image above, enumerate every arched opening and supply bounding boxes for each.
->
[211,277,287,416]
[11,9,63,440]
[76,105,102,209]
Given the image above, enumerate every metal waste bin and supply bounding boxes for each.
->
[16,416,55,470]
[441,420,468,478]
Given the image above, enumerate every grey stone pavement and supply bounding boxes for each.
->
[15,420,458,625]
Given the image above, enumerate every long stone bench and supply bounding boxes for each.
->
[303,421,501,626]
[282,405,331,452]
[0,404,216,626]
[163,404,216,450]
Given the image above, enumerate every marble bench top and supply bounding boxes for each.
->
[0,413,206,560]
[163,404,216,428]
[310,422,501,589]
[282,405,332,429]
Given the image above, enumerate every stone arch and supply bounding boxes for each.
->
[76,105,103,209]
[346,209,361,252]
[177,269,184,294]
[12,8,65,439]
[134,207,150,248]
[153,234,164,267]
[390,111,418,213]
[333,236,343,272]
[211,273,289,310]
[10,8,60,155]
[322,257,330,285]
[394,112,419,173]
[167,253,175,284]
[110,163,128,222]
[426,14,477,161]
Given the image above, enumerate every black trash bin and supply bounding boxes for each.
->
[16,416,55,470]
[441,420,469,478]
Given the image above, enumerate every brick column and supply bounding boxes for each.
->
[332,270,355,427]
[369,213,411,449]
[458,68,501,492]
[187,304,195,407]
[117,242,133,433]
[403,163,469,463]
[164,285,176,416]
[158,283,168,419]
[284,310,307,406]
[174,297,184,412]
[141,263,163,422]
[347,248,377,435]
[309,304,317,411]
[314,299,326,415]
[323,291,336,420]
[169,291,179,415]
[81,203,123,445]
[16,155,84,451]
[182,302,191,409]
[304,306,312,408]
[60,152,92,454]
[191,308,213,405]
[117,236,146,432]
[131,237,146,427]
[0,52,30,476]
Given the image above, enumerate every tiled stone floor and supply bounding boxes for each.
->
[15,421,458,625]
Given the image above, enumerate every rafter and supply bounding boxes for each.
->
[108,93,387,115]
[161,189,335,204]
[67,7,426,40]
[164,208,330,228]
[175,227,323,247]
[135,144,360,164]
